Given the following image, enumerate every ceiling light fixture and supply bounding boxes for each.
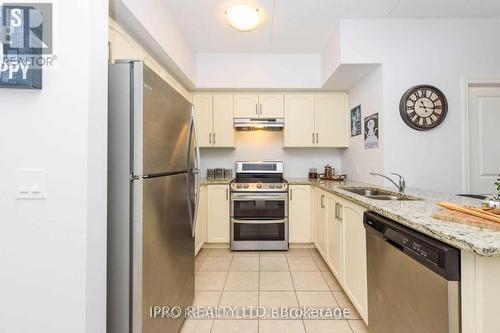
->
[225,5,261,32]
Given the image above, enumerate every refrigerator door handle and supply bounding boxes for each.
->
[191,108,202,238]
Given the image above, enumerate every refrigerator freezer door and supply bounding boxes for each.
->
[133,63,193,176]
[134,173,195,333]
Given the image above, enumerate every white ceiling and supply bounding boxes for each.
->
[163,0,500,54]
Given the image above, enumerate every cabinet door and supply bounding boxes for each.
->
[207,185,230,243]
[326,195,343,282]
[194,186,207,255]
[342,199,368,322]
[288,185,312,243]
[234,94,259,118]
[284,94,316,147]
[193,94,213,147]
[212,94,234,148]
[259,94,284,118]
[314,189,327,258]
[315,94,348,147]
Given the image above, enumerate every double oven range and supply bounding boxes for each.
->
[230,161,289,251]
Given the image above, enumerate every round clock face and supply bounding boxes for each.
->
[399,85,448,131]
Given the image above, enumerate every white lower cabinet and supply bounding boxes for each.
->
[194,186,207,254]
[326,194,343,282]
[342,199,368,322]
[314,188,328,257]
[207,185,230,243]
[288,185,312,243]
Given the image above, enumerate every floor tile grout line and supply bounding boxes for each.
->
[285,253,308,332]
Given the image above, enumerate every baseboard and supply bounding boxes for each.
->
[289,243,315,249]
[203,242,230,249]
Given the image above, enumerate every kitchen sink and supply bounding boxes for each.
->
[341,187,422,201]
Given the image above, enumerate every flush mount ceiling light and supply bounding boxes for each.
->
[225,5,261,32]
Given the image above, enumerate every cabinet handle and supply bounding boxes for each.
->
[321,195,325,208]
[290,189,293,201]
[338,204,343,222]
[334,202,339,220]
[213,133,216,144]
[260,103,263,115]
[312,133,315,144]
[256,104,258,115]
[316,133,319,144]
[209,133,212,144]
[226,189,229,200]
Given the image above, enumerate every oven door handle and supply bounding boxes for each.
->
[231,218,288,225]
[230,194,288,201]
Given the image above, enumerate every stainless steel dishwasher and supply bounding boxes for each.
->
[364,211,461,333]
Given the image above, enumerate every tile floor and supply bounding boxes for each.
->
[182,247,368,333]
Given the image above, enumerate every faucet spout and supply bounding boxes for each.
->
[370,172,406,193]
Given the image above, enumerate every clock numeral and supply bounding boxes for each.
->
[408,111,416,118]
[409,94,418,102]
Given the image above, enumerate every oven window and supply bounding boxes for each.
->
[233,200,285,219]
[233,222,285,241]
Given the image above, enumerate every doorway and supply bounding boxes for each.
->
[465,83,500,194]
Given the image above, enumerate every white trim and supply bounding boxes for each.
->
[461,78,500,193]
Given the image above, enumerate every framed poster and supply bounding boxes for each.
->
[364,113,379,149]
[350,105,361,137]
[0,3,53,89]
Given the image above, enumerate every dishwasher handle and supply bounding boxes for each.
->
[364,211,460,281]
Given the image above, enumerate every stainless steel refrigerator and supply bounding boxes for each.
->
[107,61,200,333]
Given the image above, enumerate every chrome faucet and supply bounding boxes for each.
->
[370,172,406,193]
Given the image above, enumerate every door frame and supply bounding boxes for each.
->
[461,78,500,193]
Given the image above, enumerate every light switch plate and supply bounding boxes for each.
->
[16,169,47,199]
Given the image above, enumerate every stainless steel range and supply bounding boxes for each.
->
[230,161,289,251]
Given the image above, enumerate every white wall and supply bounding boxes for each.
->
[342,66,384,185]
[0,0,108,332]
[200,131,342,178]
[339,19,500,193]
[196,53,322,89]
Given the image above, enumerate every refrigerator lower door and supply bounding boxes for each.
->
[133,173,195,333]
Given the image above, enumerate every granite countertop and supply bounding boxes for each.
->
[287,178,500,257]
[201,178,232,185]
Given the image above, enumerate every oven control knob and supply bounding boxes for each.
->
[237,184,242,189]
[257,183,262,189]
[275,184,281,189]
[269,184,275,189]
[244,184,249,189]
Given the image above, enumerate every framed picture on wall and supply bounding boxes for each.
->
[350,105,362,137]
[364,113,379,149]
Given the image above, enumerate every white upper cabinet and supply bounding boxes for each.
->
[284,93,348,148]
[284,94,316,147]
[192,93,234,148]
[234,94,284,118]
[212,94,234,147]
[234,94,259,118]
[259,94,284,118]
[193,94,213,148]
[315,94,348,147]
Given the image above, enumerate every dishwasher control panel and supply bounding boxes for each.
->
[364,211,460,281]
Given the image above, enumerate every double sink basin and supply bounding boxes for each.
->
[341,187,422,201]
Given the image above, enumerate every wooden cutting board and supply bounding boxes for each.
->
[433,209,500,231]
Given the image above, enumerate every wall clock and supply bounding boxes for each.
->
[399,85,448,131]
